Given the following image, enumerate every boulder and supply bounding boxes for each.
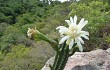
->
[42,48,110,70]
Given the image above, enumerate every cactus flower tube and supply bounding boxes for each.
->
[56,15,89,51]
[27,27,58,51]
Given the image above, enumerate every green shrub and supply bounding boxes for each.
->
[69,1,110,51]
[0,44,30,70]
[0,23,9,37]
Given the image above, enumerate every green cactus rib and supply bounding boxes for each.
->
[54,47,65,70]
[52,46,69,70]
[52,54,62,70]
[49,64,53,70]
[50,42,78,70]
[69,46,79,56]
[52,53,59,69]
[34,32,59,52]
[58,41,66,51]
[51,42,66,70]
[58,46,69,70]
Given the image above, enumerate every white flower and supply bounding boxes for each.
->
[56,15,89,51]
[27,27,37,38]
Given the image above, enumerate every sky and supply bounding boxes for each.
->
[40,0,70,3]
[58,0,69,2]
[58,0,80,2]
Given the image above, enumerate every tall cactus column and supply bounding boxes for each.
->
[50,42,78,70]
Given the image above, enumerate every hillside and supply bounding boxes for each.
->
[0,0,110,70]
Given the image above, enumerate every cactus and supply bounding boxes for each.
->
[27,15,89,70]
[27,28,79,70]
[50,41,78,70]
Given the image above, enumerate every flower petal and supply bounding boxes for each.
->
[80,31,89,36]
[69,39,74,49]
[65,20,71,25]
[80,34,89,40]
[77,41,83,52]
[70,17,74,24]
[66,38,71,45]
[59,27,68,34]
[80,20,88,29]
[56,26,68,34]
[56,26,67,29]
[73,15,77,25]
[78,18,84,28]
[59,36,70,44]
[77,37,84,44]
[27,33,32,38]
[27,28,31,33]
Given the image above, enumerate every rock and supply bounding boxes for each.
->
[41,57,54,70]
[72,65,95,70]
[41,48,110,70]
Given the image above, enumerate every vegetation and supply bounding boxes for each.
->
[0,0,110,70]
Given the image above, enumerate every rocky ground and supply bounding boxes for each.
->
[42,48,110,70]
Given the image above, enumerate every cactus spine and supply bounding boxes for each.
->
[50,42,78,70]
